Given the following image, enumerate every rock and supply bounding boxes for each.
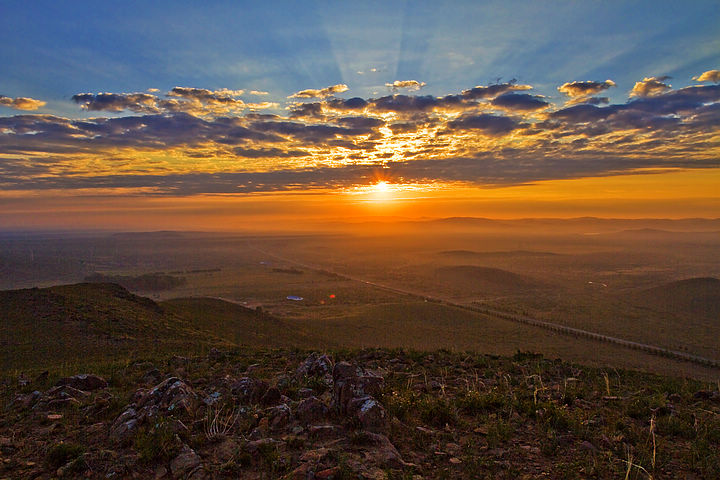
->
[11,390,41,410]
[316,466,340,479]
[46,385,91,401]
[170,445,201,478]
[332,362,358,383]
[203,391,223,406]
[283,463,311,480]
[137,377,196,415]
[331,361,384,415]
[297,353,333,378]
[230,377,268,403]
[154,465,168,479]
[300,448,329,462]
[56,374,108,391]
[265,404,292,431]
[349,396,387,432]
[261,387,282,406]
[246,438,283,455]
[47,397,82,409]
[297,396,330,425]
[361,432,407,469]
[110,408,139,443]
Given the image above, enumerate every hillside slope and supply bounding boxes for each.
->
[0,283,229,372]
[633,277,720,319]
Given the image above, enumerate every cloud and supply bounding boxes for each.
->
[73,88,249,116]
[558,80,616,98]
[289,102,325,119]
[447,113,519,135]
[0,95,46,111]
[166,87,246,114]
[289,84,348,99]
[167,87,245,101]
[233,147,308,158]
[693,70,720,83]
[385,80,426,91]
[490,93,549,111]
[72,92,160,113]
[3,78,720,195]
[250,90,270,95]
[630,76,672,97]
[461,82,532,100]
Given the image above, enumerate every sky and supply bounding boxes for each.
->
[1,1,719,230]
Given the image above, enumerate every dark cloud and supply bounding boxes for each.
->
[558,80,616,97]
[447,114,519,135]
[289,102,324,119]
[491,93,549,111]
[72,92,160,113]
[167,87,244,103]
[334,116,384,129]
[325,97,368,111]
[460,82,532,100]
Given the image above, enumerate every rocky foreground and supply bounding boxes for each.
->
[2,349,719,479]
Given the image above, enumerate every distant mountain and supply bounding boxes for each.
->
[632,277,720,319]
[426,217,720,233]
[439,250,563,258]
[433,265,544,296]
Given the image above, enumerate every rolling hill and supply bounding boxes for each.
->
[433,265,545,296]
[632,277,720,319]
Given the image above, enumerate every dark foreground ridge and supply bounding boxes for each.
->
[2,349,719,479]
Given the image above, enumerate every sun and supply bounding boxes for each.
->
[374,181,390,193]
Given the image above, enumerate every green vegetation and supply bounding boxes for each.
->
[46,442,85,471]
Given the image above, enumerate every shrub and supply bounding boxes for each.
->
[46,442,85,470]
